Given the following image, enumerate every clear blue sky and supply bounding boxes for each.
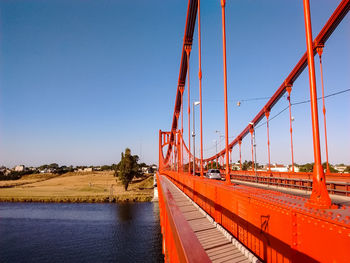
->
[0,0,349,167]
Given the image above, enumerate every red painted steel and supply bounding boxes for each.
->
[316,44,330,174]
[220,0,230,184]
[200,0,350,163]
[302,0,331,209]
[157,173,211,263]
[160,170,350,263]
[230,170,350,197]
[185,45,192,175]
[163,0,349,167]
[158,0,350,261]
[164,0,197,164]
[265,109,271,171]
[198,0,204,178]
[238,140,242,170]
[249,127,254,171]
[286,84,295,173]
[181,89,184,171]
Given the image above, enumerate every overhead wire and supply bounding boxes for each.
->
[255,88,350,129]
[199,88,349,158]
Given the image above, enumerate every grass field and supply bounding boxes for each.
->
[0,171,154,202]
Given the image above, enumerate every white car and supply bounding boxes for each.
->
[206,169,222,180]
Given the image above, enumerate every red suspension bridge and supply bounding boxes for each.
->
[157,0,350,262]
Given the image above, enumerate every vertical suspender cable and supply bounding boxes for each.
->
[198,0,204,177]
[316,45,330,174]
[220,0,231,184]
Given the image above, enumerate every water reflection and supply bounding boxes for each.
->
[0,202,164,263]
[117,203,133,222]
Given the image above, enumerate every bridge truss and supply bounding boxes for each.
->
[158,0,350,262]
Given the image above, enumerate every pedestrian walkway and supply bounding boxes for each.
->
[162,176,258,263]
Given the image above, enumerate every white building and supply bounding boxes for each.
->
[14,165,25,172]
[270,164,288,172]
[334,165,347,173]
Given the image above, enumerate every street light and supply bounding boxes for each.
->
[215,130,224,168]
[213,140,218,156]
[213,139,218,168]
[249,122,258,182]
[215,130,224,153]
[193,101,200,176]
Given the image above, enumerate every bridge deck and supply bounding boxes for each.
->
[231,179,350,206]
[162,176,252,263]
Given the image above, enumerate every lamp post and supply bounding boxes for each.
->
[215,130,225,166]
[193,101,200,176]
[249,122,258,182]
[213,139,218,168]
[213,140,218,156]
[215,130,222,150]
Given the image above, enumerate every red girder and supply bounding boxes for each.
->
[211,0,349,162]
[161,171,350,262]
[157,173,211,263]
[159,1,350,261]
[164,0,349,165]
[165,0,198,165]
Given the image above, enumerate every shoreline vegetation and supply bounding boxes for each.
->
[0,171,155,203]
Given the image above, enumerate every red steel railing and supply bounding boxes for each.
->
[157,173,211,263]
[160,170,350,263]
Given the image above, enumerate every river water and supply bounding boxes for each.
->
[0,202,163,263]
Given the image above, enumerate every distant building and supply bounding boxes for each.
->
[334,165,347,173]
[270,163,288,172]
[83,167,93,172]
[40,168,55,173]
[231,163,240,171]
[14,165,25,172]
[0,166,11,176]
[290,166,300,172]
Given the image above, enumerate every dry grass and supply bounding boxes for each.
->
[0,171,154,203]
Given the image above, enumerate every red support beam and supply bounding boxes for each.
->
[220,0,231,184]
[286,84,295,173]
[302,0,331,209]
[161,171,350,263]
[202,0,350,163]
[198,0,204,178]
[157,173,211,263]
[316,44,330,174]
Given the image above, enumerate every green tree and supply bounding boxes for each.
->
[242,160,252,171]
[49,163,59,169]
[299,163,314,172]
[116,148,141,191]
[322,162,338,173]
[101,165,112,171]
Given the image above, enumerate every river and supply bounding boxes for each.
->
[0,202,163,263]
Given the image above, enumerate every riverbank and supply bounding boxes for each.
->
[0,171,154,203]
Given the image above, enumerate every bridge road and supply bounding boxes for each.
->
[161,175,258,263]
[231,179,350,206]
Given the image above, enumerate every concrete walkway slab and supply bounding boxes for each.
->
[162,176,252,263]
